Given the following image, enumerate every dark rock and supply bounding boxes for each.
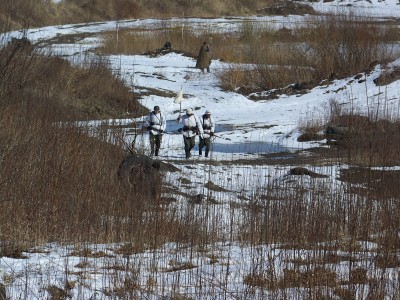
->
[205,181,229,192]
[191,194,205,204]
[290,167,328,178]
[297,132,325,142]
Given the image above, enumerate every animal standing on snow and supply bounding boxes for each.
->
[199,110,215,158]
[195,41,211,73]
[181,108,203,159]
[145,105,166,157]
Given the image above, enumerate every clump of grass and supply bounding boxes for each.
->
[216,65,261,93]
[224,13,398,93]
[296,13,397,81]
[0,41,142,120]
[323,97,400,167]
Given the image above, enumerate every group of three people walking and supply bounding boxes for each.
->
[145,106,215,159]
[145,40,213,158]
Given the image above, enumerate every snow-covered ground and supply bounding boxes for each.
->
[1,3,400,299]
[309,0,400,18]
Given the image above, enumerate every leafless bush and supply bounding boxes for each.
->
[323,97,400,166]
[230,158,400,295]
[217,13,397,93]
[296,13,396,81]
[216,65,261,92]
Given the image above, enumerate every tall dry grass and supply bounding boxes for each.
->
[295,13,397,80]
[0,40,200,251]
[234,149,400,297]
[323,97,400,167]
[0,0,268,32]
[219,13,399,92]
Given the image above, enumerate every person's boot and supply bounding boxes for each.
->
[199,149,202,156]
[205,150,209,158]
[155,149,159,156]
[185,150,190,159]
[150,149,154,157]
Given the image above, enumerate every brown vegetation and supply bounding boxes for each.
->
[0,40,185,250]
[0,0,268,32]
[99,12,399,98]
[215,13,399,95]
[1,3,400,298]
[0,42,141,121]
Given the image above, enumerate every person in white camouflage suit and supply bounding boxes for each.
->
[199,110,215,158]
[181,108,203,159]
[145,105,166,157]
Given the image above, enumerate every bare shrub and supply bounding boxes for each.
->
[1,0,42,28]
[113,0,142,19]
[0,91,208,249]
[214,28,315,93]
[99,19,307,69]
[238,182,346,246]
[296,13,397,81]
[348,267,369,284]
[297,110,326,142]
[216,65,261,93]
[374,65,400,86]
[64,56,145,119]
[213,13,398,93]
[0,43,144,121]
[325,108,400,166]
[281,267,337,288]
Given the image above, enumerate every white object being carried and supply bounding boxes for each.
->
[174,88,184,104]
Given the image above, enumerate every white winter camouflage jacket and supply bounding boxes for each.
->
[146,111,166,136]
[200,115,215,139]
[181,114,203,138]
